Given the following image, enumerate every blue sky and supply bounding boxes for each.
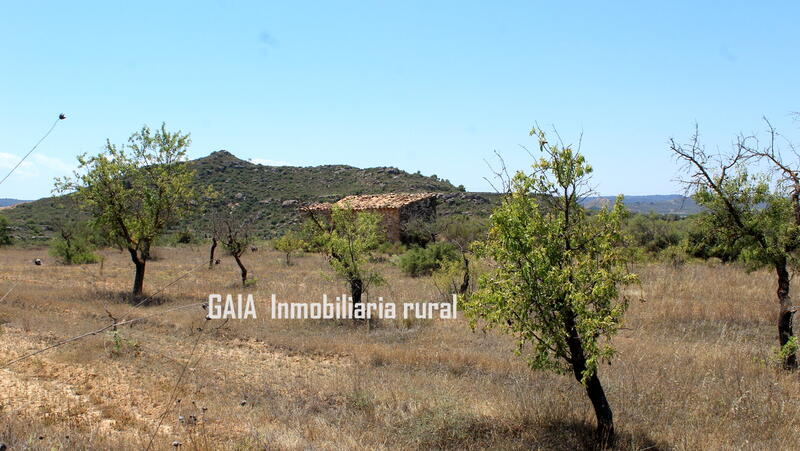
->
[1,1,798,200]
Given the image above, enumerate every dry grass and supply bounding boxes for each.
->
[0,246,798,450]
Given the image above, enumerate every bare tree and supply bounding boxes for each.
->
[210,205,257,287]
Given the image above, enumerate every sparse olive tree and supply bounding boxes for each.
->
[671,120,800,369]
[465,128,637,445]
[56,123,198,300]
[309,206,384,305]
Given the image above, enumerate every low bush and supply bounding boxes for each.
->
[49,223,100,265]
[398,242,459,277]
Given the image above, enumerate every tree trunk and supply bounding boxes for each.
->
[285,252,291,266]
[458,255,470,295]
[583,371,614,446]
[564,310,614,446]
[233,253,248,287]
[776,260,797,369]
[350,278,364,323]
[350,278,363,305]
[209,238,218,269]
[128,248,146,301]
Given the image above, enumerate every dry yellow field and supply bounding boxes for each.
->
[0,246,799,450]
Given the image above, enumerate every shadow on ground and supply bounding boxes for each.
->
[402,412,669,451]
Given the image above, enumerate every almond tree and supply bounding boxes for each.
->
[56,123,198,300]
[272,230,305,266]
[671,120,800,369]
[465,127,636,444]
[309,206,384,305]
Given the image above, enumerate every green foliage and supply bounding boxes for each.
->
[398,242,459,277]
[57,123,199,252]
[377,241,407,256]
[625,213,687,254]
[431,258,469,301]
[0,215,12,245]
[692,170,795,271]
[56,123,201,295]
[299,219,325,252]
[684,213,744,262]
[106,330,140,358]
[5,147,472,242]
[775,336,799,368]
[272,230,305,265]
[778,336,800,362]
[672,124,800,369]
[437,215,486,250]
[400,216,437,246]
[311,207,386,300]
[464,128,637,383]
[49,221,99,264]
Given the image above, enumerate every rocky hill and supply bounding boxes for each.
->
[1,150,468,241]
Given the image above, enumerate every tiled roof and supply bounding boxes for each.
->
[301,192,436,211]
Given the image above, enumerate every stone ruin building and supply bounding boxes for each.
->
[301,193,437,244]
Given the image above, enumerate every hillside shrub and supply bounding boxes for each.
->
[49,225,99,265]
[625,213,686,254]
[398,242,459,277]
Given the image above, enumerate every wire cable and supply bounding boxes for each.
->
[0,114,66,187]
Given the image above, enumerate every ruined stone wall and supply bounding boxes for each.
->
[378,208,402,242]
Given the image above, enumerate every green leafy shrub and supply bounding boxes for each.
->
[49,222,99,264]
[774,336,798,369]
[398,242,459,277]
[625,213,687,255]
[272,230,305,265]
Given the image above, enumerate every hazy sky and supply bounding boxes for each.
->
[1,1,798,200]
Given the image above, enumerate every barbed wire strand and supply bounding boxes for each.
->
[0,301,205,370]
[0,256,214,370]
[0,115,64,187]
[0,281,20,303]
[0,256,217,450]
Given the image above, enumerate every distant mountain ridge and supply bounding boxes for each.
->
[581,194,701,215]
